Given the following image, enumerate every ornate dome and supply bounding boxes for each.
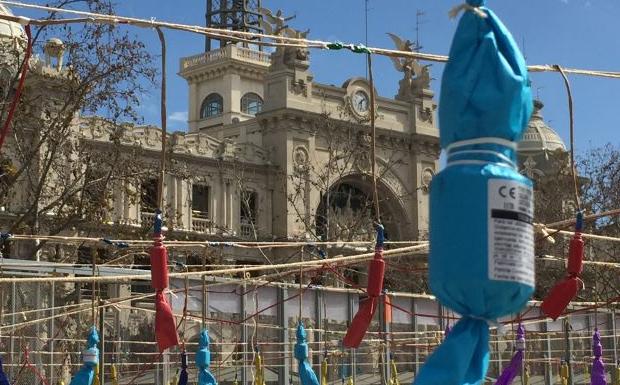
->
[518,100,566,154]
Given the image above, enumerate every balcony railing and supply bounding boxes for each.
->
[240,221,254,239]
[140,211,156,229]
[180,45,271,71]
[191,214,213,234]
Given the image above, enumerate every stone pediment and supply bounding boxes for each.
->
[77,117,270,165]
[171,131,221,157]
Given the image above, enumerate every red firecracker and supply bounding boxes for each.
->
[541,212,585,320]
[343,225,385,348]
[150,210,179,351]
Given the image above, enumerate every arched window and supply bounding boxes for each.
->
[200,93,223,119]
[240,93,263,116]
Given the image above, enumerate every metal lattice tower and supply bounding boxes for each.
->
[205,0,262,51]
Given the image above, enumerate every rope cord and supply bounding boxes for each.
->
[0,244,430,284]
[5,204,617,246]
[3,235,426,246]
[554,65,582,212]
[2,278,615,336]
[0,2,618,79]
[544,208,620,229]
[4,326,618,349]
[179,266,189,350]
[156,26,167,211]
[367,53,380,224]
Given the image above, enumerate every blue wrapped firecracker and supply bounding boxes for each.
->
[69,327,99,385]
[413,1,535,385]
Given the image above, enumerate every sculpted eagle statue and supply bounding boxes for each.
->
[258,7,295,36]
[387,32,431,94]
[386,32,423,78]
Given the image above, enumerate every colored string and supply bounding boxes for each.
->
[0,3,618,80]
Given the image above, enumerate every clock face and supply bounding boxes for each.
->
[352,90,369,114]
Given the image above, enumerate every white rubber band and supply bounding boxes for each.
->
[445,137,517,153]
[445,160,515,169]
[447,149,517,169]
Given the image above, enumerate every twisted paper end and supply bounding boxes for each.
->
[449,3,488,19]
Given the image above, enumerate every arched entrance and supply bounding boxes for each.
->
[315,174,408,242]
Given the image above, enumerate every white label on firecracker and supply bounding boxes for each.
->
[488,179,535,287]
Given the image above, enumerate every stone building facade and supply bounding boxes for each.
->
[1,26,440,248]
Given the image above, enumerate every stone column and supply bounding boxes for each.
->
[214,178,224,231]
[229,181,239,233]
[188,81,198,132]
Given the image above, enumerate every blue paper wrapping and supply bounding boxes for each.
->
[196,329,217,385]
[69,327,99,385]
[0,355,10,385]
[295,323,320,385]
[413,1,534,385]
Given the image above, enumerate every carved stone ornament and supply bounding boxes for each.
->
[420,167,434,192]
[521,156,545,179]
[419,106,434,124]
[293,145,309,170]
[290,78,308,96]
[354,152,371,173]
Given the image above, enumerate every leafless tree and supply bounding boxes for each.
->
[533,145,620,302]
[0,0,156,239]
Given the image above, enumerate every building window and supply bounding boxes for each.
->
[140,179,158,212]
[240,93,263,116]
[200,93,223,119]
[192,184,210,218]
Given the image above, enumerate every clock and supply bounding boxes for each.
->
[352,90,369,114]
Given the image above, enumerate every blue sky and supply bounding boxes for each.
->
[17,0,620,152]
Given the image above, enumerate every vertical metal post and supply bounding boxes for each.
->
[162,351,170,385]
[76,282,82,328]
[315,289,324,376]
[156,361,160,385]
[49,282,55,385]
[564,319,574,385]
[411,298,419,375]
[496,328,504,379]
[543,320,553,385]
[10,281,15,379]
[99,300,105,385]
[347,292,356,384]
[35,282,43,377]
[611,311,617,366]
[279,287,289,385]
[241,281,248,385]
[380,296,390,385]
[205,0,210,51]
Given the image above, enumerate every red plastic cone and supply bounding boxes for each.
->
[343,296,378,348]
[343,225,385,348]
[151,210,179,351]
[541,213,585,320]
[155,290,179,351]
